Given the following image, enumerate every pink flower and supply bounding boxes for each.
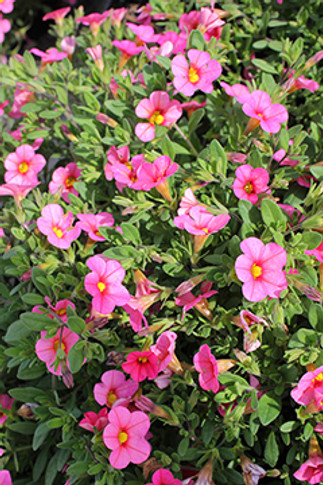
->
[294,455,323,484]
[94,370,139,407]
[49,162,82,203]
[35,327,79,376]
[235,237,287,302]
[174,205,230,235]
[9,86,34,119]
[60,36,76,56]
[0,470,12,485]
[0,395,14,425]
[157,31,188,55]
[76,212,114,241]
[37,204,81,249]
[4,145,46,185]
[84,255,130,315]
[0,99,9,115]
[122,351,159,382]
[111,155,145,190]
[32,297,75,323]
[110,8,127,27]
[86,45,104,71]
[146,469,182,485]
[193,344,219,393]
[177,188,200,215]
[103,406,151,469]
[30,48,68,64]
[0,228,4,238]
[236,310,267,353]
[0,14,10,43]
[105,145,130,184]
[111,40,144,57]
[109,69,137,97]
[289,75,319,93]
[133,155,178,191]
[126,22,159,43]
[305,242,323,264]
[220,81,251,103]
[0,0,14,14]
[314,423,323,435]
[179,8,224,42]
[227,152,248,164]
[150,331,177,371]
[181,100,207,117]
[0,183,38,206]
[291,366,323,411]
[233,164,270,204]
[172,49,222,96]
[135,91,182,142]
[43,7,71,24]
[79,408,109,433]
[175,280,217,321]
[242,90,288,134]
[76,11,109,35]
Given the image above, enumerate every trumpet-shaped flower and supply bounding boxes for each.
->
[174,205,230,235]
[111,40,144,57]
[126,22,159,43]
[0,395,14,425]
[84,255,130,315]
[175,280,217,321]
[35,327,79,376]
[242,90,288,134]
[233,164,270,204]
[157,30,187,55]
[94,370,139,407]
[37,204,81,249]
[235,237,287,302]
[4,145,46,185]
[9,85,34,119]
[103,406,151,469]
[146,469,182,485]
[133,155,178,191]
[294,456,323,484]
[76,212,114,241]
[76,11,109,35]
[60,36,76,56]
[122,350,159,382]
[0,470,12,485]
[150,331,177,371]
[172,49,222,96]
[179,8,225,42]
[193,344,219,393]
[49,162,82,203]
[42,7,71,24]
[105,146,130,181]
[30,47,68,64]
[135,91,182,142]
[291,365,323,411]
[79,408,109,433]
[0,182,38,206]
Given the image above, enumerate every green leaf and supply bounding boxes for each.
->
[302,231,322,250]
[178,436,190,456]
[45,453,59,485]
[8,422,37,435]
[188,29,206,50]
[5,320,32,343]
[188,109,205,134]
[83,91,100,112]
[161,135,176,160]
[264,432,279,466]
[252,58,278,74]
[210,139,227,177]
[258,393,281,426]
[310,166,323,181]
[261,199,287,229]
[39,109,64,119]
[120,222,141,245]
[9,387,48,403]
[21,293,45,305]
[33,423,51,451]
[67,316,85,334]
[47,418,64,429]
[20,312,53,331]
[68,342,85,373]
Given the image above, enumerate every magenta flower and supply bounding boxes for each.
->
[79,408,109,433]
[37,204,81,249]
[94,370,139,407]
[235,237,287,302]
[193,344,219,393]
[49,162,82,203]
[291,366,323,411]
[146,469,182,485]
[35,327,79,376]
[103,406,151,469]
[110,7,128,27]
[0,0,14,14]
[233,164,270,204]
[305,242,323,264]
[157,30,188,55]
[242,90,288,134]
[126,22,159,43]
[76,212,114,241]
[220,81,251,103]
[150,331,177,371]
[0,14,10,43]
[135,91,182,142]
[76,11,109,35]
[42,7,71,24]
[84,255,130,315]
[122,350,159,382]
[172,49,222,96]
[105,146,130,181]
[111,40,144,57]
[175,280,217,321]
[314,423,323,435]
[4,144,46,185]
[111,154,145,190]
[0,395,14,425]
[0,470,12,485]
[133,155,178,197]
[294,455,323,484]
[174,205,230,236]
[289,75,319,93]
[30,47,68,64]
[0,99,9,116]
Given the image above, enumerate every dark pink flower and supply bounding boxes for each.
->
[32,297,75,323]
[105,145,130,181]
[37,204,81,249]
[133,155,178,191]
[146,469,182,485]
[43,7,70,24]
[122,351,159,382]
[294,455,323,484]
[76,11,109,35]
[305,242,323,264]
[193,344,219,393]
[174,205,230,235]
[94,370,138,407]
[233,164,270,204]
[0,470,12,485]
[126,22,159,43]
[314,423,323,435]
[150,331,177,371]
[30,48,68,64]
[4,145,46,186]
[111,40,144,57]
[9,86,34,119]
[157,30,188,55]
[79,408,109,432]
[0,395,14,425]
[0,14,10,43]
[179,8,224,42]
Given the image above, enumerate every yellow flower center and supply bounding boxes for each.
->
[97,282,106,292]
[256,112,264,118]
[251,263,262,279]
[53,340,66,352]
[244,182,254,194]
[118,431,128,444]
[107,391,117,406]
[202,227,209,233]
[18,162,29,174]
[188,67,199,84]
[313,372,323,384]
[149,111,164,125]
[65,176,76,188]
[138,357,148,363]
[56,308,66,316]
[52,226,63,238]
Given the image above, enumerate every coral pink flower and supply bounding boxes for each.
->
[79,408,109,433]
[122,351,159,382]
[37,204,81,249]
[179,8,224,42]
[76,11,109,35]
[49,162,82,203]
[146,469,182,485]
[193,344,219,393]
[220,81,251,103]
[84,255,130,315]
[150,331,177,371]
[174,205,230,235]
[288,75,319,93]
[104,145,130,181]
[235,237,288,302]
[294,455,323,484]
[4,145,46,185]
[175,280,217,321]
[135,91,182,142]
[0,183,38,206]
[0,14,10,43]
[32,297,75,323]
[103,406,151,469]
[126,22,159,43]
[9,85,34,119]
[35,327,79,376]
[305,242,323,264]
[111,40,144,57]
[181,100,207,118]
[0,470,12,485]
[172,49,222,96]
[133,155,178,191]
[43,7,71,24]
[0,395,14,425]
[60,36,76,56]
[94,370,139,407]
[227,152,248,164]
[0,0,14,14]
[30,48,68,64]
[233,164,270,204]
[242,90,288,134]
[76,212,114,241]
[291,366,323,411]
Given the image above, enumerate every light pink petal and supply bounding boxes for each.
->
[240,237,265,261]
[125,436,151,463]
[109,446,130,469]
[171,54,189,77]
[135,98,154,119]
[242,279,268,302]
[135,122,155,142]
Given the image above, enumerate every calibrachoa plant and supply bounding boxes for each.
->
[0,0,323,484]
